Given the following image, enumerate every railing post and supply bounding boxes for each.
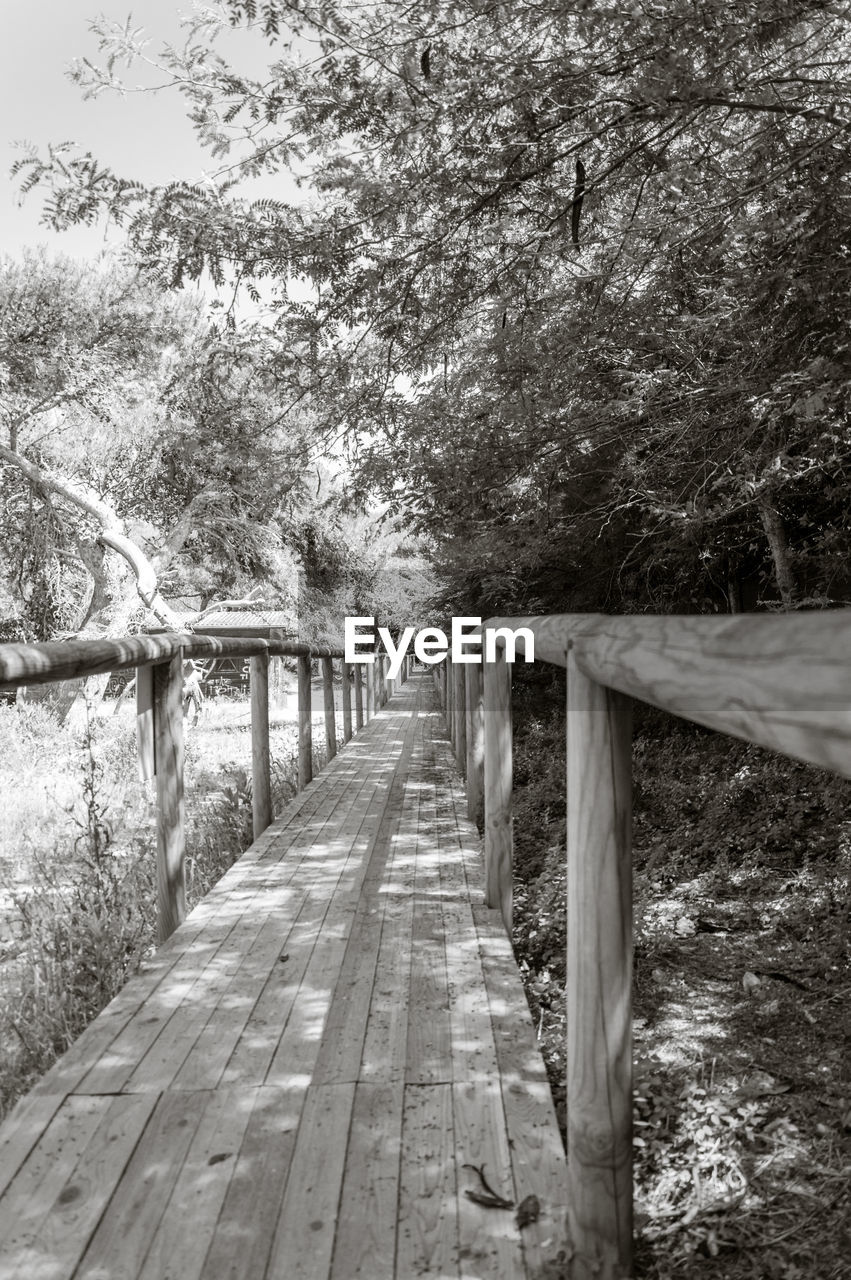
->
[341,659,353,742]
[445,659,454,737]
[483,645,512,932]
[453,658,466,774]
[465,663,483,826]
[136,663,155,781]
[153,651,186,943]
[366,662,375,721]
[354,664,364,729]
[298,652,313,788]
[321,656,337,763]
[250,652,272,838]
[566,649,633,1278]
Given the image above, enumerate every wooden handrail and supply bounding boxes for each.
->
[0,631,355,950]
[483,610,851,774]
[437,606,851,1279]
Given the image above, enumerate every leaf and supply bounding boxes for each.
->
[464,1188,515,1210]
[516,1193,541,1228]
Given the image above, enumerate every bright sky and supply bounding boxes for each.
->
[0,1,295,261]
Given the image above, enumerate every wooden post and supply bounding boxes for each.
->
[365,663,375,721]
[378,655,387,707]
[374,654,383,713]
[446,660,454,740]
[298,653,313,788]
[322,656,337,763]
[250,653,272,839]
[136,664,155,781]
[566,650,633,1278]
[341,660,353,742]
[453,659,466,774]
[354,664,364,729]
[465,663,484,826]
[153,652,185,944]
[483,645,512,932]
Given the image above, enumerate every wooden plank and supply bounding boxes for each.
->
[442,903,500,1083]
[169,906,307,1092]
[1,1093,157,1280]
[250,652,273,837]
[0,1095,106,1273]
[0,1092,65,1198]
[405,906,451,1084]
[199,1085,307,1279]
[136,663,155,781]
[75,1090,210,1280]
[298,653,313,787]
[397,1083,459,1278]
[329,1083,404,1279]
[567,651,633,1277]
[483,645,513,932]
[498,1079,569,1277]
[75,925,245,1095]
[265,1083,356,1280]
[137,1088,256,1280]
[120,912,270,1093]
[454,1079,524,1278]
[472,908,552,1087]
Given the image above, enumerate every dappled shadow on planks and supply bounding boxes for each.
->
[0,675,568,1279]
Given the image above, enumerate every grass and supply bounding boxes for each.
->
[0,688,337,1118]
[509,666,851,1279]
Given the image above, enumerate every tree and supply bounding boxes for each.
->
[0,252,314,653]
[14,1,851,615]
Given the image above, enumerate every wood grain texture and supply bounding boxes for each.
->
[465,663,484,827]
[321,656,337,763]
[250,653,273,838]
[397,1084,459,1279]
[341,660,353,741]
[567,650,633,1279]
[0,674,566,1280]
[135,664,155,781]
[329,1083,404,1278]
[453,659,466,775]
[265,1083,356,1280]
[154,652,186,943]
[483,647,513,933]
[354,663,364,729]
[365,663,375,722]
[298,653,313,788]
[483,610,851,777]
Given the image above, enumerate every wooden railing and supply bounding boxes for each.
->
[0,633,406,944]
[435,609,851,1279]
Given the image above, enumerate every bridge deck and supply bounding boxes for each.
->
[0,674,567,1279]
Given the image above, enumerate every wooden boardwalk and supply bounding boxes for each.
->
[0,673,567,1279]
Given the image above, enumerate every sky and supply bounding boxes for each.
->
[0,1,296,262]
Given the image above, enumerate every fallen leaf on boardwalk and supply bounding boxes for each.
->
[516,1194,541,1228]
[465,1189,515,1210]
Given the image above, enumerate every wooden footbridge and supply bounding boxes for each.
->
[2,611,851,1279]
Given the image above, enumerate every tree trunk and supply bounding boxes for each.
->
[758,494,795,610]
